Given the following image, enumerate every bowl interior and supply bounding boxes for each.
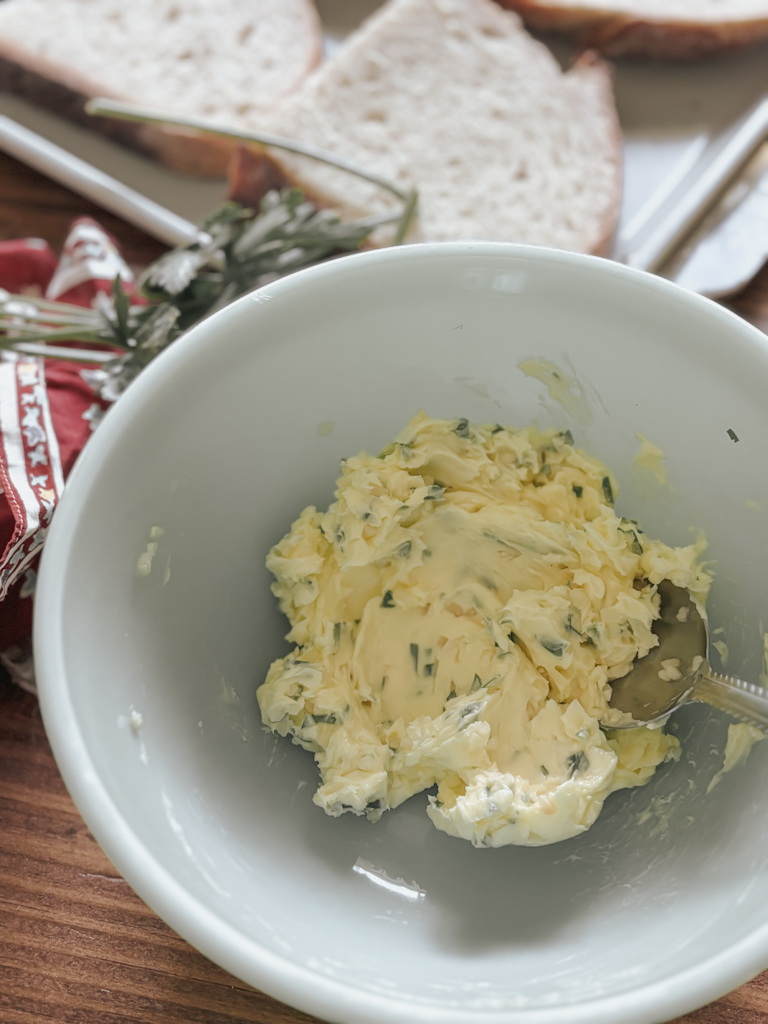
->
[36,244,768,1024]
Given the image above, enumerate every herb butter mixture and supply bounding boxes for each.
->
[258,413,710,847]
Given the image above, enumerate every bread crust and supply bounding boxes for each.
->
[493,0,768,58]
[590,17,768,59]
[229,146,295,208]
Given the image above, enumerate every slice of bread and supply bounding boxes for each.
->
[493,0,768,58]
[0,0,323,176]
[228,0,621,255]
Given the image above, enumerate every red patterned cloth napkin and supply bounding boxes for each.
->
[0,218,140,691]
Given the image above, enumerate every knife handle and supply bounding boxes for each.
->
[0,115,208,249]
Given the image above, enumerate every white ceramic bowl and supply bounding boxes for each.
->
[35,243,768,1024]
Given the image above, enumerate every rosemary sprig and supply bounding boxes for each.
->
[0,188,414,401]
[0,107,420,401]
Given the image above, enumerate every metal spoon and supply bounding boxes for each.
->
[608,580,768,732]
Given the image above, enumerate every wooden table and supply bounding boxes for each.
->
[2,147,768,1024]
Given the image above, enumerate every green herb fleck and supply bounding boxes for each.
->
[620,527,643,555]
[541,765,549,776]
[572,484,583,498]
[565,613,582,636]
[395,540,412,559]
[602,476,614,505]
[458,702,482,728]
[540,637,567,657]
[381,590,395,608]
[470,674,483,693]
[424,485,445,501]
[727,428,739,442]
[454,418,470,439]
[567,751,589,777]
[410,643,419,671]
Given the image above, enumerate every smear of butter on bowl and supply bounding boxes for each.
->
[712,639,729,665]
[635,791,681,838]
[633,433,667,486]
[708,723,764,794]
[517,358,591,424]
[136,526,165,577]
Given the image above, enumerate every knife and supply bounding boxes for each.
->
[616,94,768,292]
[0,114,207,248]
[663,144,768,299]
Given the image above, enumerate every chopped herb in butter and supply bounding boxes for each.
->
[258,412,710,847]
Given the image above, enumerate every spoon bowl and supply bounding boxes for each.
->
[609,580,768,731]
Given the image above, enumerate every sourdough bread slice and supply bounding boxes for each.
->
[0,0,323,176]
[494,0,768,58]
[229,0,621,254]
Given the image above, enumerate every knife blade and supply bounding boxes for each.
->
[662,144,768,299]
[617,94,768,291]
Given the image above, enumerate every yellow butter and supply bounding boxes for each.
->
[258,413,710,847]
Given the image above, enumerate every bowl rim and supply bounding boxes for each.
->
[33,240,768,1024]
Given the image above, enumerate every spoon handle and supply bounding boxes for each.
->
[692,670,768,733]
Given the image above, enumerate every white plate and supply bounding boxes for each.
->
[0,1,766,265]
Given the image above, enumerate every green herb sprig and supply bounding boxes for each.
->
[0,102,419,402]
[0,186,417,401]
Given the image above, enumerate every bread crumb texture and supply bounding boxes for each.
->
[259,0,621,253]
[0,0,321,126]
